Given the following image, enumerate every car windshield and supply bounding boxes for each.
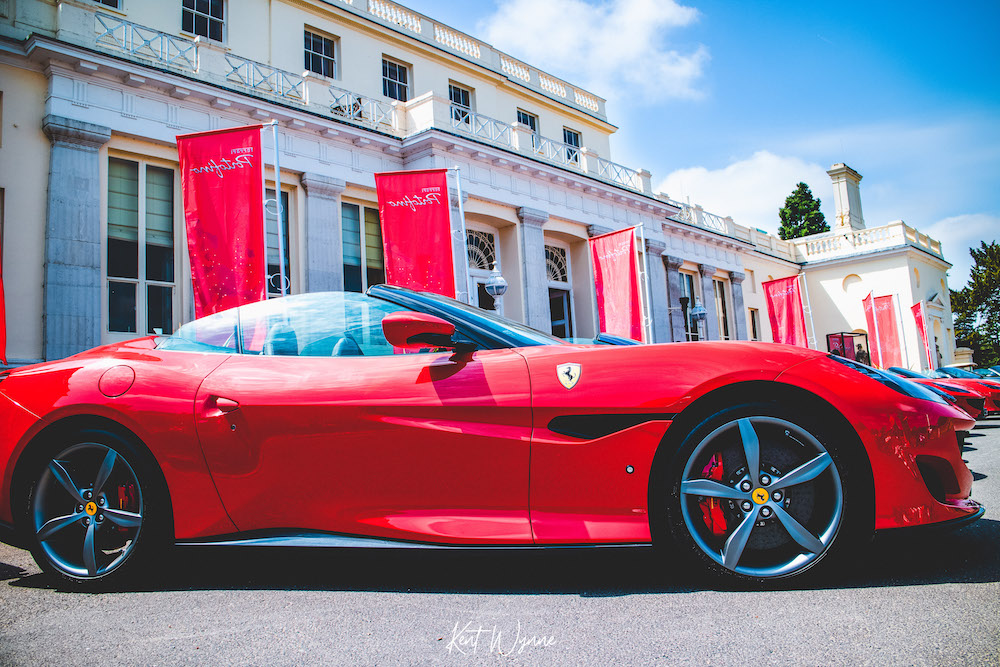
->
[887,367,927,379]
[371,285,565,347]
[157,292,408,356]
[935,367,980,379]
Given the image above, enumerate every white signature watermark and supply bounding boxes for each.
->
[443,620,556,656]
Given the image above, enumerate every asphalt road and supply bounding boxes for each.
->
[1,422,998,666]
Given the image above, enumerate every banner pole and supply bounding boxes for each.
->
[798,272,817,349]
[269,121,287,297]
[923,304,936,370]
[637,225,654,343]
[893,293,910,368]
[449,166,471,304]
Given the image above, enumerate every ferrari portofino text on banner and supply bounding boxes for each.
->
[177,125,267,318]
[375,169,456,298]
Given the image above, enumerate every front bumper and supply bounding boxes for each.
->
[876,499,984,535]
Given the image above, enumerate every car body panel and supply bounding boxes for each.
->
[194,348,533,544]
[774,358,976,529]
[0,340,237,538]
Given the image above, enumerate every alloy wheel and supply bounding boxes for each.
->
[678,416,844,579]
[31,442,144,579]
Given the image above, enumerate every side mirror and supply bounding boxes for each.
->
[382,311,472,351]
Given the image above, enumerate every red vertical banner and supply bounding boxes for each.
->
[874,295,903,368]
[862,293,881,367]
[177,125,266,318]
[762,276,808,347]
[911,301,935,370]
[590,227,644,342]
[375,169,456,297]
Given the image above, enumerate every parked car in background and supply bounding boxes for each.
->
[887,367,990,419]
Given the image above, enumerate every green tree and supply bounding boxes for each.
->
[778,182,830,240]
[951,241,1000,367]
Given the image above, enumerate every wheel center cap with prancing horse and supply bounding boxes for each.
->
[557,363,581,389]
[752,488,770,504]
[84,501,98,516]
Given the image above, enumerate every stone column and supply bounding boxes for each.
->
[664,255,685,342]
[42,115,112,361]
[300,173,346,292]
[517,207,550,331]
[698,263,720,341]
[729,271,747,341]
[643,238,671,343]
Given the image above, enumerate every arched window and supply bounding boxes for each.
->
[545,242,573,338]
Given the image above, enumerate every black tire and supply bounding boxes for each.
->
[663,401,866,585]
[19,428,170,590]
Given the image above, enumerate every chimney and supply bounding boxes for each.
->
[827,163,865,231]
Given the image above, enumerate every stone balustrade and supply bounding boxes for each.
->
[791,220,945,262]
[94,13,198,72]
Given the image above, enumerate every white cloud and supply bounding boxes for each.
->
[923,213,1000,290]
[655,151,832,233]
[478,0,708,103]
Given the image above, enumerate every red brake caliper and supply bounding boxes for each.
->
[698,453,728,536]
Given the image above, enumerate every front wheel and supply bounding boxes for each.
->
[22,429,168,588]
[665,405,861,583]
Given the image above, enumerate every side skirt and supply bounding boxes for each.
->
[177,530,653,550]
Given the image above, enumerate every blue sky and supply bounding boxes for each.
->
[401,0,1000,289]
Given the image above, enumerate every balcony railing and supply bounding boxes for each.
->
[793,220,944,261]
[95,13,197,71]
[225,55,305,103]
[532,134,581,168]
[667,200,731,234]
[596,158,642,192]
[448,107,652,192]
[330,86,396,130]
[451,107,513,148]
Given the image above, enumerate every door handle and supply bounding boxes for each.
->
[212,396,240,413]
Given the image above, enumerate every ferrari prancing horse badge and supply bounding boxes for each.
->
[557,363,582,389]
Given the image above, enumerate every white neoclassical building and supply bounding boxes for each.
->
[0,0,955,369]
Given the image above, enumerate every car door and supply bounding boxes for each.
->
[193,292,533,545]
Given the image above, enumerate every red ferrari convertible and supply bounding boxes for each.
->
[0,286,983,588]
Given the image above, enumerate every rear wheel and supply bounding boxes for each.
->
[665,403,861,583]
[22,429,168,589]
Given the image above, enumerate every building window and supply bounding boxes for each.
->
[562,128,581,164]
[382,58,409,102]
[449,83,472,124]
[679,271,699,341]
[714,278,730,340]
[749,308,760,341]
[342,203,384,292]
[266,189,290,298]
[304,29,337,79]
[467,228,501,313]
[182,0,224,42]
[746,269,756,294]
[546,244,573,338]
[467,229,496,271]
[545,245,569,283]
[107,157,176,336]
[516,109,540,150]
[92,0,122,8]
